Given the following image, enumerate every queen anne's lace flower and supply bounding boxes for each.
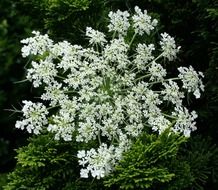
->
[57,45,83,72]
[77,143,121,179]
[178,66,204,98]
[41,81,68,106]
[148,115,171,134]
[51,40,73,57]
[27,57,57,87]
[86,27,107,46]
[132,6,158,35]
[60,98,79,117]
[172,106,198,137]
[108,10,130,36]
[15,101,48,134]
[161,80,184,106]
[76,119,99,143]
[16,6,204,179]
[148,61,167,81]
[48,112,75,141]
[21,31,53,57]
[101,118,119,139]
[134,43,155,70]
[125,123,144,137]
[160,32,180,61]
[103,38,129,65]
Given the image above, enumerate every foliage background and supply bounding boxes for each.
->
[0,0,33,179]
[0,0,217,189]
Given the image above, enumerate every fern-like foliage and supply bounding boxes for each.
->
[18,0,108,42]
[104,131,218,190]
[4,132,218,189]
[4,134,104,190]
[104,130,187,189]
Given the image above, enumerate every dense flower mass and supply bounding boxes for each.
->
[16,7,204,179]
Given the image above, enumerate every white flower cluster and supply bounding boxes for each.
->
[86,27,107,46]
[160,32,181,61]
[27,57,58,87]
[172,106,198,137]
[108,10,130,36]
[77,144,119,179]
[178,66,204,98]
[132,6,158,35]
[161,80,184,105]
[134,43,155,70]
[15,101,48,134]
[16,7,204,179]
[21,31,53,57]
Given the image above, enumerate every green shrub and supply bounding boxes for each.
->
[4,134,104,190]
[104,130,188,189]
[19,0,108,42]
[104,132,218,190]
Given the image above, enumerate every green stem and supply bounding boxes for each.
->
[165,78,180,81]
[47,105,60,110]
[129,53,164,75]
[129,65,139,74]
[112,31,117,39]
[95,43,99,53]
[50,51,62,62]
[14,79,29,84]
[145,53,164,69]
[162,113,177,119]
[56,75,67,80]
[4,108,22,113]
[129,32,137,48]
[134,74,151,82]
[64,90,77,94]
[98,131,102,145]
[148,77,180,86]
